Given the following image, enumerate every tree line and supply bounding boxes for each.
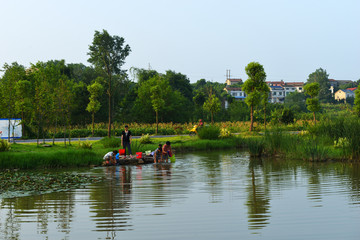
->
[1,30,359,140]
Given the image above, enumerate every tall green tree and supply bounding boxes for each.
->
[304,82,321,124]
[150,81,165,134]
[86,81,104,136]
[0,62,26,141]
[30,62,53,145]
[15,80,32,138]
[88,29,131,137]
[242,62,267,131]
[203,88,221,124]
[307,68,331,102]
[260,84,270,130]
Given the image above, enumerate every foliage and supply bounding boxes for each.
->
[139,134,152,144]
[197,125,220,140]
[78,140,93,150]
[99,137,122,148]
[86,81,104,136]
[354,88,360,116]
[306,68,331,102]
[0,140,11,152]
[228,101,250,121]
[280,108,295,125]
[219,128,232,138]
[301,137,329,161]
[88,29,131,137]
[245,137,265,157]
[334,137,349,148]
[304,82,321,123]
[242,62,267,131]
[0,149,100,169]
[284,91,307,113]
[203,91,221,123]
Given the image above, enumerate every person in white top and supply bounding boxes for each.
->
[103,150,118,165]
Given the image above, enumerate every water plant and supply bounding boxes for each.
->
[246,138,265,157]
[301,137,329,161]
[0,171,104,198]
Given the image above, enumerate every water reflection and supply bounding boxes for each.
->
[90,166,133,234]
[246,159,270,231]
[0,151,359,239]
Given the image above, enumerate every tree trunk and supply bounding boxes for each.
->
[53,115,57,145]
[92,112,95,137]
[108,76,112,138]
[36,114,40,146]
[156,110,158,134]
[21,111,25,138]
[8,118,11,142]
[313,112,316,125]
[12,124,16,144]
[63,113,67,147]
[211,111,214,124]
[250,105,254,132]
[264,106,267,131]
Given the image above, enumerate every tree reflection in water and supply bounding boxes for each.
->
[0,153,359,239]
[89,166,133,239]
[246,158,270,232]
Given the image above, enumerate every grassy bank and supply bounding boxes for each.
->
[0,136,246,170]
[2,120,359,171]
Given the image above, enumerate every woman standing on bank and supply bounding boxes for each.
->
[121,125,132,157]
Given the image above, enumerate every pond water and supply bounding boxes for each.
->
[1,150,360,240]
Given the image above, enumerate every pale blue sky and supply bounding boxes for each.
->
[1,0,359,83]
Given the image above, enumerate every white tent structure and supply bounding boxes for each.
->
[0,118,22,139]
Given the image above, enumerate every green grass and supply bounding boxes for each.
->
[3,124,358,171]
[1,136,246,170]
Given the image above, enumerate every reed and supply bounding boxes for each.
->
[245,138,265,157]
[310,116,360,160]
[299,136,329,161]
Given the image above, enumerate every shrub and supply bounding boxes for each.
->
[78,140,93,150]
[281,108,295,125]
[130,141,145,153]
[219,128,232,138]
[0,140,11,152]
[99,137,121,148]
[139,134,152,144]
[197,125,220,140]
[334,137,349,148]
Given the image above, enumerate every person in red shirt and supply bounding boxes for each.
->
[162,141,172,163]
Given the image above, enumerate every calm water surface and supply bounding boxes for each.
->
[0,151,359,239]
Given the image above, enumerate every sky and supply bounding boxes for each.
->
[1,0,359,83]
